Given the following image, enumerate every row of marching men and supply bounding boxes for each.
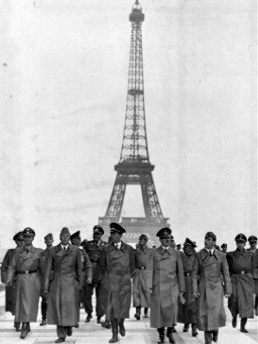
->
[1,224,258,344]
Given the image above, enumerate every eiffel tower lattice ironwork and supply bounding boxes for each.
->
[99,1,169,242]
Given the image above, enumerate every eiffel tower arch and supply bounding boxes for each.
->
[99,1,169,245]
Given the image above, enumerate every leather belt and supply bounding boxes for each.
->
[185,272,191,276]
[17,270,38,274]
[137,266,146,270]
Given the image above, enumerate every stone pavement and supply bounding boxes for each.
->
[0,289,257,344]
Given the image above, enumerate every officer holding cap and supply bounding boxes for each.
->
[247,235,258,315]
[100,222,135,343]
[177,238,198,337]
[1,231,24,331]
[150,227,185,344]
[82,225,108,323]
[6,227,43,339]
[227,233,254,332]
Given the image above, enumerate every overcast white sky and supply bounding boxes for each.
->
[0,0,256,251]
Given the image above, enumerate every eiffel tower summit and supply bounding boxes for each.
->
[99,0,169,243]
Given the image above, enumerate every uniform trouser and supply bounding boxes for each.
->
[84,282,104,316]
[41,296,47,320]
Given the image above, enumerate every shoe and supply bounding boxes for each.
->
[192,324,198,337]
[101,321,111,329]
[158,334,165,344]
[97,316,101,323]
[15,322,21,332]
[85,314,92,322]
[134,313,140,320]
[172,325,177,333]
[40,319,46,326]
[20,323,29,339]
[240,327,248,333]
[119,320,126,337]
[109,331,118,343]
[232,316,237,328]
[66,327,72,336]
[55,338,65,343]
[183,324,189,332]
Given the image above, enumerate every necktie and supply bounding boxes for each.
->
[209,251,212,257]
[63,246,66,250]
[115,244,119,250]
[26,248,30,254]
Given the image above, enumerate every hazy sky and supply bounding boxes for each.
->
[0,0,256,251]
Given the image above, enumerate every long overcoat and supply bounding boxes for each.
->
[1,248,17,314]
[7,246,43,322]
[44,244,82,327]
[226,248,254,318]
[150,246,185,329]
[100,241,135,321]
[192,248,232,331]
[177,253,198,324]
[133,246,153,308]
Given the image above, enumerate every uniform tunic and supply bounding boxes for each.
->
[44,244,82,327]
[1,249,17,314]
[150,246,185,329]
[133,246,153,308]
[226,248,254,318]
[78,247,92,306]
[192,248,232,331]
[177,253,198,324]
[101,242,135,321]
[7,246,43,322]
[247,248,258,294]
[83,239,108,316]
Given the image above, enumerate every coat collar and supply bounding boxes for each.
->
[157,245,172,255]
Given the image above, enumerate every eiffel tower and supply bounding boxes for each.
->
[99,0,169,244]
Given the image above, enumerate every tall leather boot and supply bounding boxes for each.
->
[157,327,165,344]
[204,331,212,344]
[212,330,218,343]
[240,318,248,333]
[143,307,148,318]
[118,318,126,336]
[109,319,119,343]
[183,323,189,332]
[20,322,29,339]
[14,321,21,332]
[191,323,198,337]
[166,327,175,343]
[134,306,141,320]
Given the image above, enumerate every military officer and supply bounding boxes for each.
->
[192,231,232,344]
[82,225,108,323]
[70,230,92,312]
[1,231,24,331]
[247,235,258,315]
[133,234,153,320]
[227,233,254,332]
[6,227,43,339]
[177,238,198,337]
[39,233,54,326]
[100,222,135,343]
[44,227,82,343]
[221,243,227,254]
[150,227,185,344]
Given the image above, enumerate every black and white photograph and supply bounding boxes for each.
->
[0,0,257,343]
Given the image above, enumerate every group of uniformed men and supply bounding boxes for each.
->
[1,224,258,344]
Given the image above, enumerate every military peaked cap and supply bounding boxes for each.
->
[139,234,148,241]
[93,225,104,235]
[60,227,70,236]
[248,235,257,243]
[235,233,247,243]
[156,227,171,238]
[44,233,53,240]
[183,237,197,248]
[204,231,217,241]
[22,227,35,237]
[110,222,126,234]
[70,231,81,240]
[13,231,24,241]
